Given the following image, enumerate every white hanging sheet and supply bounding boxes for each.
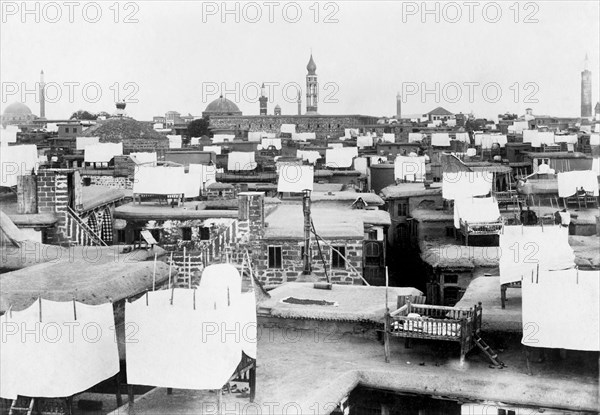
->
[353,157,368,174]
[261,138,282,150]
[408,133,423,143]
[431,133,451,147]
[189,163,217,188]
[76,136,99,151]
[296,150,321,164]
[212,134,235,143]
[554,134,578,144]
[133,165,186,195]
[203,145,222,155]
[538,132,555,146]
[0,144,39,187]
[125,289,242,390]
[277,165,314,193]
[381,133,395,143]
[130,152,157,165]
[0,300,119,399]
[394,156,426,182]
[499,225,575,285]
[344,128,359,138]
[167,135,182,149]
[357,135,374,148]
[238,292,257,358]
[521,269,599,351]
[84,142,123,163]
[522,129,538,145]
[590,133,600,146]
[227,152,257,171]
[453,197,500,229]
[442,171,493,200]
[190,137,201,146]
[325,147,358,168]
[557,170,599,197]
[454,132,469,143]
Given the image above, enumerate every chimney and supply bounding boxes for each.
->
[238,192,265,241]
[302,190,312,275]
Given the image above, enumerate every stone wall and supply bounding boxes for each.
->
[208,115,378,139]
[249,238,363,286]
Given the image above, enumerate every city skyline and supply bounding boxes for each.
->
[1,1,599,121]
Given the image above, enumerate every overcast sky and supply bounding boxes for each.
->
[1,1,598,121]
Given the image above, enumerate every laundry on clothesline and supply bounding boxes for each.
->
[84,142,123,163]
[167,135,182,149]
[0,144,39,187]
[442,171,493,200]
[130,152,157,165]
[557,170,599,197]
[431,133,451,147]
[325,147,358,169]
[0,300,119,400]
[133,165,186,195]
[394,156,426,182]
[227,151,257,171]
[76,136,99,151]
[453,197,500,229]
[277,165,314,193]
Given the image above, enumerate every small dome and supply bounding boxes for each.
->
[3,102,33,116]
[275,104,281,109]
[203,95,242,116]
[306,54,317,75]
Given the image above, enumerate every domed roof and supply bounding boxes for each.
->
[203,95,242,116]
[3,102,33,116]
[306,54,317,75]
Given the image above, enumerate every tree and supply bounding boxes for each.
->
[187,118,210,138]
[70,110,97,120]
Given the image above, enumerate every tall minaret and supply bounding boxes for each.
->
[581,54,592,119]
[39,70,46,119]
[297,90,302,115]
[259,82,268,115]
[396,92,402,120]
[305,53,318,114]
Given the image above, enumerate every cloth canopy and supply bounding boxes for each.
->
[0,144,39,187]
[591,133,600,146]
[442,171,493,200]
[408,133,423,143]
[325,147,358,168]
[557,170,599,197]
[76,136,99,151]
[0,300,119,399]
[328,143,343,149]
[512,121,529,133]
[431,133,451,147]
[280,124,296,134]
[394,156,426,182]
[277,165,314,193]
[453,197,500,229]
[227,152,257,171]
[133,165,186,195]
[203,145,222,155]
[521,268,599,351]
[190,137,201,146]
[592,158,600,175]
[261,138,282,150]
[189,163,216,188]
[130,152,157,165]
[538,132,555,146]
[248,131,275,142]
[167,135,182,149]
[291,132,316,141]
[296,150,321,164]
[84,143,122,163]
[522,129,538,145]
[499,225,575,285]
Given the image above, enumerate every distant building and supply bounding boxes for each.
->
[423,107,455,122]
[1,102,37,126]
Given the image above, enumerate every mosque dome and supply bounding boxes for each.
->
[202,96,242,117]
[2,102,35,125]
[3,102,33,116]
[306,54,317,75]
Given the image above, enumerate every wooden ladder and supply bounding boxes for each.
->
[473,334,506,368]
[9,397,34,415]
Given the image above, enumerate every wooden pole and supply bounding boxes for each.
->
[168,252,173,289]
[384,274,391,360]
[152,253,157,291]
[188,257,192,289]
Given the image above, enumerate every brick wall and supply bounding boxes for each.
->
[36,169,72,245]
[249,238,363,286]
[81,175,133,190]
